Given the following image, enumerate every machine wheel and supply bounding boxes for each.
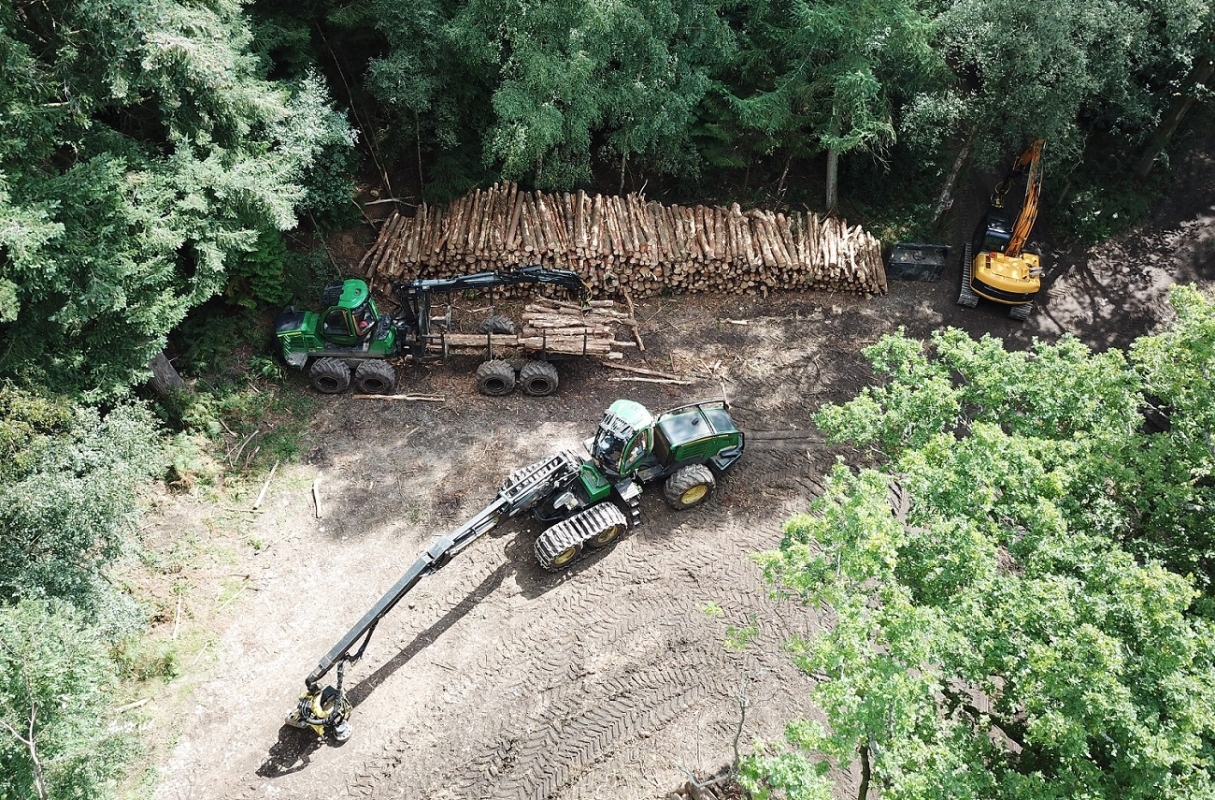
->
[585,511,627,549]
[662,464,716,510]
[1008,302,1034,321]
[310,358,351,394]
[481,315,516,335]
[534,503,628,571]
[957,243,980,308]
[476,359,516,396]
[354,360,397,394]
[519,360,560,396]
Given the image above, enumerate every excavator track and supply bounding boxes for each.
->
[1008,301,1034,321]
[958,243,980,308]
[534,503,629,572]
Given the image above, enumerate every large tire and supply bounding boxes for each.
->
[519,360,559,396]
[310,358,351,394]
[534,504,628,571]
[662,464,716,509]
[476,359,515,396]
[354,360,396,394]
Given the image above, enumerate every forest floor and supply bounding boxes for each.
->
[138,127,1213,800]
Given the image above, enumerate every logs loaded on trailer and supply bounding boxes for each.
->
[359,183,888,299]
[432,297,634,359]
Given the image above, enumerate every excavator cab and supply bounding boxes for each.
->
[974,209,1014,255]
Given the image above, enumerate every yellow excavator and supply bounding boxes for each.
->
[958,139,1045,321]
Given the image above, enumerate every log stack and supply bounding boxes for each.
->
[360,183,887,299]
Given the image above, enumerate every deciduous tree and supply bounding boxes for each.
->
[0,600,129,800]
[744,287,1215,799]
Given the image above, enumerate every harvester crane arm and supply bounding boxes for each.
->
[288,449,583,740]
[392,265,589,332]
[303,495,512,691]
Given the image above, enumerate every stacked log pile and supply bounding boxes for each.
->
[360,183,886,299]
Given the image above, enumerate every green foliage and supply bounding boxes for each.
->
[748,289,1215,799]
[1049,146,1163,244]
[225,230,292,309]
[935,0,1211,169]
[729,0,947,179]
[1126,286,1215,598]
[724,614,760,651]
[0,402,167,610]
[474,0,731,188]
[171,305,266,379]
[285,71,360,228]
[0,599,134,800]
[113,636,180,684]
[0,2,354,401]
[163,432,222,492]
[0,386,74,481]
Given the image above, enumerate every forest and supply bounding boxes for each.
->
[0,1,1212,798]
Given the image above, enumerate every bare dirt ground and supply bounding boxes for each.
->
[143,130,1213,800]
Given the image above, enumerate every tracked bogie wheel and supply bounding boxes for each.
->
[519,360,560,396]
[662,464,716,509]
[476,359,516,396]
[354,360,397,394]
[310,357,351,394]
[958,243,980,308]
[534,503,628,571]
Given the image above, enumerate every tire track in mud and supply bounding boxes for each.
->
[337,505,802,800]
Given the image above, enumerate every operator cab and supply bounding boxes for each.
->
[590,400,655,478]
[975,209,1013,254]
[319,280,382,345]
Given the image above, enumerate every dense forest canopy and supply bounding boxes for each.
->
[745,288,1215,800]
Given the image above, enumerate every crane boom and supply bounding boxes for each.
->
[298,450,583,689]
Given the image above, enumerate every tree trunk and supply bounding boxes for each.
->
[825,146,839,213]
[931,138,972,225]
[857,740,871,800]
[821,116,840,211]
[1135,57,1214,180]
[147,351,189,401]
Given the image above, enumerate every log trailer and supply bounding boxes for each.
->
[959,139,1045,321]
[274,266,592,397]
[285,398,745,742]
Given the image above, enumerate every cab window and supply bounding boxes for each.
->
[982,231,1010,253]
[323,309,349,337]
[351,302,377,336]
[620,429,652,473]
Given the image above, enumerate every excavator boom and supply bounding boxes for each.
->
[1005,139,1044,258]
